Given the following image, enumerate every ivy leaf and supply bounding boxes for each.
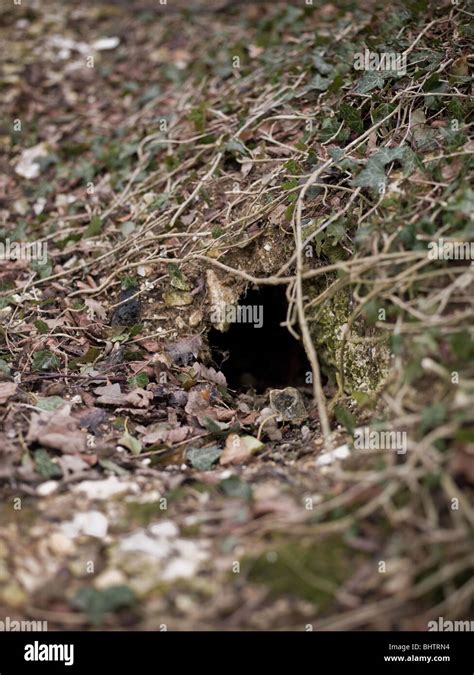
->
[308,74,331,91]
[399,146,419,176]
[31,258,53,279]
[326,220,347,246]
[450,331,472,360]
[72,586,135,626]
[220,475,253,501]
[352,147,408,189]
[355,71,385,94]
[36,396,67,412]
[446,188,474,216]
[328,148,359,172]
[32,350,60,371]
[372,102,397,123]
[370,147,405,166]
[352,162,387,189]
[319,118,349,144]
[0,297,14,311]
[362,298,380,324]
[187,445,222,470]
[201,416,231,436]
[128,372,149,389]
[340,103,364,134]
[312,53,333,75]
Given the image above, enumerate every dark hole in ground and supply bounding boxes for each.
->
[209,286,311,393]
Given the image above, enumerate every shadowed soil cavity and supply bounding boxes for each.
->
[209,287,311,393]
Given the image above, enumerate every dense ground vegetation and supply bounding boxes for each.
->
[0,0,472,630]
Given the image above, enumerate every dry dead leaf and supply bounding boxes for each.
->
[166,335,202,365]
[27,408,87,454]
[0,381,17,404]
[125,388,153,408]
[84,298,107,321]
[220,433,264,466]
[450,445,474,484]
[192,362,227,387]
[185,387,211,416]
[142,425,192,445]
[94,383,127,406]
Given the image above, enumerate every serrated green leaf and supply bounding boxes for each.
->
[34,319,49,334]
[34,449,62,479]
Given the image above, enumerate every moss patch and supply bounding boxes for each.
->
[308,280,390,393]
[242,535,357,610]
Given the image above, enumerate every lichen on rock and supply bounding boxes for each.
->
[307,280,391,395]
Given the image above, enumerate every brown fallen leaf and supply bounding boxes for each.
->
[125,388,154,408]
[166,335,202,365]
[142,425,192,445]
[94,383,128,405]
[440,159,463,182]
[192,362,227,387]
[268,203,287,225]
[0,381,17,404]
[239,410,260,425]
[140,339,162,353]
[78,407,108,433]
[450,444,474,484]
[212,407,236,422]
[27,408,87,454]
[220,433,264,466]
[84,298,107,321]
[185,387,211,415]
[253,495,301,519]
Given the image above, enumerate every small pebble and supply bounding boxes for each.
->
[36,480,59,497]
